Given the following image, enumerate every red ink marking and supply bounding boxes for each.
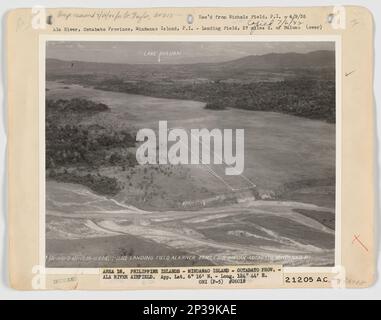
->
[352,234,368,252]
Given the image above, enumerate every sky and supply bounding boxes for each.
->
[46,41,335,64]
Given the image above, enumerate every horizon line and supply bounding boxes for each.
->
[46,49,335,66]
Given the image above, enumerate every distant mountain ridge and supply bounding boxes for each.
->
[221,50,335,69]
[47,50,335,80]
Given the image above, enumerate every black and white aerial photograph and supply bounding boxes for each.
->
[45,40,336,268]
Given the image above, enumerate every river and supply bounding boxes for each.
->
[45,81,336,267]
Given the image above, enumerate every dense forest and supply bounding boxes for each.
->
[46,98,136,196]
[93,78,335,123]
